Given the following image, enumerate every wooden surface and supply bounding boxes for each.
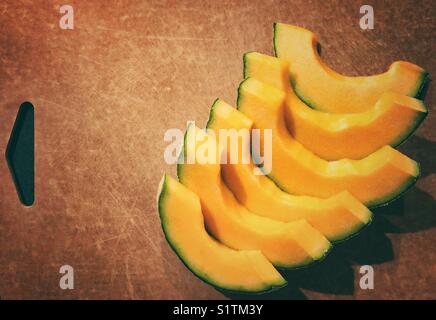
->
[0,0,435,299]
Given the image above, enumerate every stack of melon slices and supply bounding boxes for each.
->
[157,23,428,293]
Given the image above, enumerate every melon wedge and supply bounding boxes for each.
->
[274,23,428,113]
[207,99,373,241]
[177,125,332,268]
[237,78,420,207]
[157,174,287,293]
[244,52,428,160]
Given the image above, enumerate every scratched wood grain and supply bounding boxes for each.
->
[0,0,434,299]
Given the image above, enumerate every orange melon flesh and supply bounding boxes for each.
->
[157,175,287,292]
[177,125,332,268]
[274,23,428,113]
[207,99,372,241]
[237,78,420,207]
[244,52,428,160]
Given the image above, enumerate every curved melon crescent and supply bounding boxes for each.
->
[177,125,332,268]
[244,52,428,160]
[237,78,420,207]
[274,23,428,113]
[206,99,373,242]
[157,175,286,293]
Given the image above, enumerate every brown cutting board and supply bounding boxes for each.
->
[0,0,435,299]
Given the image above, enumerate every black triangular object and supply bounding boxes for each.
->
[5,102,35,206]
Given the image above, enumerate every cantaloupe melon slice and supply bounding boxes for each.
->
[206,99,373,241]
[274,23,428,113]
[244,52,428,160]
[157,174,287,292]
[177,125,332,268]
[237,78,420,207]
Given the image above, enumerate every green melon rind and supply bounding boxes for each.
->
[158,174,287,294]
[178,124,333,269]
[411,71,429,99]
[236,78,420,209]
[205,98,221,130]
[330,215,374,243]
[272,22,281,58]
[365,162,420,209]
[242,51,254,80]
[273,23,430,109]
[390,106,428,148]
